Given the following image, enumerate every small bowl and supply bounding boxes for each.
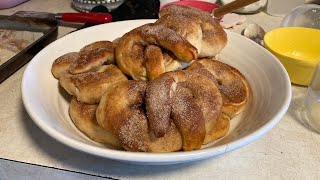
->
[264,27,320,86]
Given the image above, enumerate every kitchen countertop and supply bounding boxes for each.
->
[0,0,320,179]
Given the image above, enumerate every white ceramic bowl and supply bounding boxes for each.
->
[21,20,291,165]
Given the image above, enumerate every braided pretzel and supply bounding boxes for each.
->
[146,70,223,150]
[69,97,121,148]
[96,80,183,152]
[69,41,116,74]
[51,52,80,79]
[52,40,116,78]
[115,23,198,81]
[59,65,127,104]
[187,59,250,118]
[203,113,230,144]
[96,72,231,151]
[158,5,227,58]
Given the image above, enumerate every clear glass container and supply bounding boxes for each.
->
[281,4,320,29]
[304,58,320,133]
[266,0,304,17]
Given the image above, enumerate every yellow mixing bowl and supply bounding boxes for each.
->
[264,27,320,86]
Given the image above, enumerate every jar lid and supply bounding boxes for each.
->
[72,0,125,12]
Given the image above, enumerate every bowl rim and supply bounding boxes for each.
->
[21,19,292,164]
[265,44,318,68]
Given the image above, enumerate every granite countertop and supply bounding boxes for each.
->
[0,0,320,179]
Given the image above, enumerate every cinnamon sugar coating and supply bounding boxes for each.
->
[146,70,223,150]
[187,59,250,118]
[50,6,251,152]
[69,41,116,74]
[59,65,128,104]
[96,80,182,152]
[69,97,121,148]
[51,52,80,79]
[115,23,198,81]
[158,5,227,58]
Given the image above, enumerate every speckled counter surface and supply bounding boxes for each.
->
[0,0,320,179]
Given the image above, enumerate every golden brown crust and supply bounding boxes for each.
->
[146,70,223,150]
[145,45,166,81]
[158,5,227,58]
[69,41,115,74]
[51,52,80,79]
[51,12,244,152]
[52,40,116,81]
[59,65,128,104]
[160,4,214,22]
[203,114,230,144]
[171,83,206,150]
[187,59,250,118]
[156,14,202,55]
[96,80,182,152]
[69,97,122,148]
[115,23,198,80]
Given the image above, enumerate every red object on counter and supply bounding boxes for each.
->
[160,0,220,13]
[160,1,222,22]
[59,13,113,24]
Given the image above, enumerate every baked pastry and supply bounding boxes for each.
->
[51,40,116,79]
[158,5,227,58]
[51,52,80,79]
[187,59,249,118]
[96,70,229,151]
[115,23,198,81]
[146,70,223,150]
[69,97,121,148]
[203,114,230,144]
[96,80,183,152]
[51,13,249,152]
[69,41,116,74]
[60,65,128,104]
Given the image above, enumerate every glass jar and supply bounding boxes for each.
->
[304,58,320,133]
[281,4,320,29]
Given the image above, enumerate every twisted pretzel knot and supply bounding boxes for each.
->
[97,70,226,151]
[52,41,127,104]
[187,59,249,118]
[158,4,228,58]
[50,6,239,152]
[115,23,198,81]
